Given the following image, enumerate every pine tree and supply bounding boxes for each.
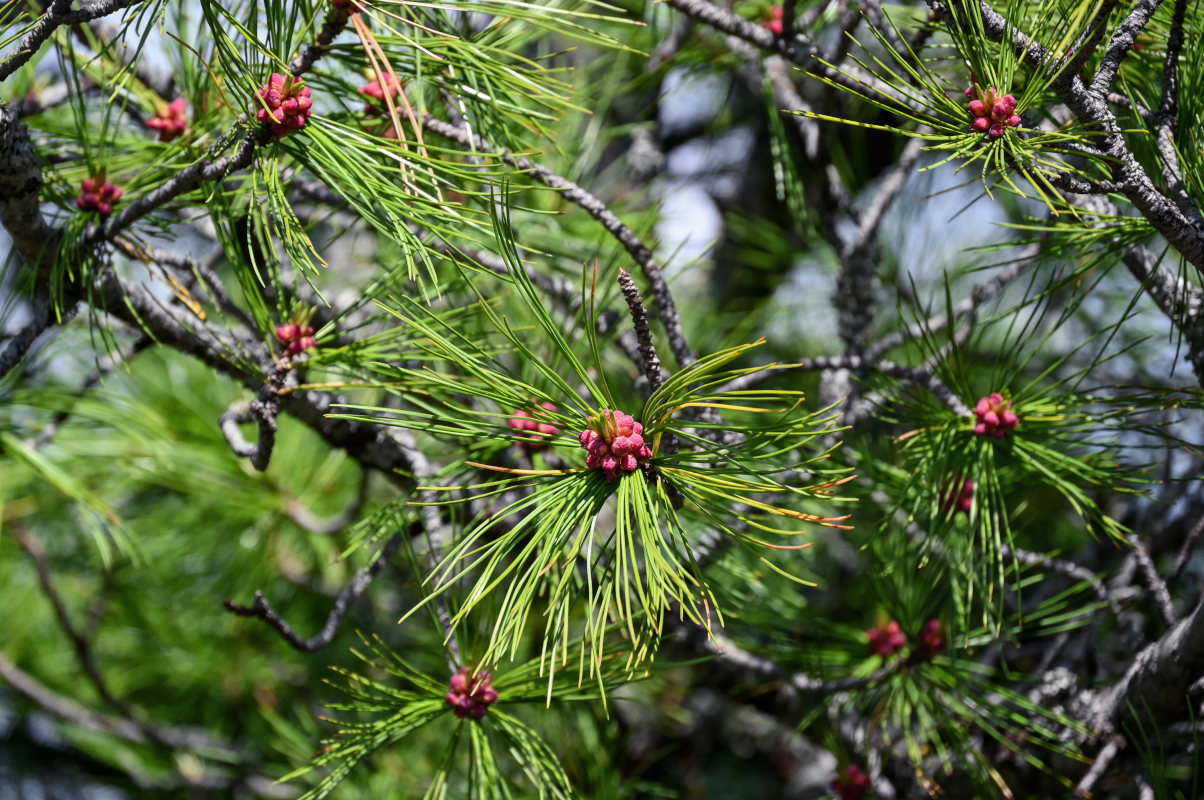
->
[2,0,1203,798]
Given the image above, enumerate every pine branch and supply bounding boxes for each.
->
[423,113,695,369]
[926,0,1204,270]
[1088,595,1204,735]
[618,267,664,393]
[717,353,972,416]
[1075,736,1124,797]
[1088,0,1161,96]
[223,529,406,652]
[0,290,52,380]
[1125,533,1177,627]
[865,241,1038,359]
[0,0,143,82]
[12,526,133,717]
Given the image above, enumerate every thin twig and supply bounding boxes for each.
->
[12,526,132,717]
[422,114,695,370]
[1002,545,1125,619]
[223,530,405,652]
[717,353,971,417]
[1126,533,1177,627]
[1169,514,1204,585]
[865,241,1038,360]
[1075,736,1124,797]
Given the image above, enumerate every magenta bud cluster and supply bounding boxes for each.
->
[509,402,559,451]
[940,477,975,514]
[831,764,872,800]
[965,83,1021,139]
[76,175,123,219]
[578,410,652,481]
[866,620,907,657]
[446,666,498,719]
[916,618,946,660]
[147,98,188,142]
[359,72,402,116]
[275,322,316,355]
[763,5,784,34]
[256,73,313,136]
[974,393,1019,438]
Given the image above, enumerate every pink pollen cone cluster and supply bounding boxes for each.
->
[866,619,907,657]
[974,392,1019,438]
[966,82,1021,139]
[509,402,559,450]
[831,764,872,800]
[147,98,188,142]
[256,73,313,136]
[763,6,784,34]
[358,72,402,116]
[578,409,652,481]
[940,477,975,514]
[916,618,946,660]
[446,667,498,719]
[275,322,316,355]
[76,174,123,219]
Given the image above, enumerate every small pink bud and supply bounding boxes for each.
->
[97,202,112,217]
[1007,114,1022,127]
[1000,94,1016,112]
[81,178,97,193]
[611,436,631,457]
[971,117,991,132]
[282,97,299,115]
[968,99,986,117]
[578,429,595,447]
[974,422,988,435]
[988,122,1005,138]
[620,454,638,471]
[601,455,618,472]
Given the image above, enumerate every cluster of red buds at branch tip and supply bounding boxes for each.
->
[831,764,872,800]
[762,5,784,34]
[939,477,975,514]
[579,410,653,481]
[359,71,402,116]
[446,666,498,719]
[866,619,907,657]
[147,98,188,142]
[509,402,559,451]
[256,73,313,137]
[974,393,1019,438]
[276,322,316,354]
[965,79,1021,139]
[916,618,947,661]
[76,169,123,219]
